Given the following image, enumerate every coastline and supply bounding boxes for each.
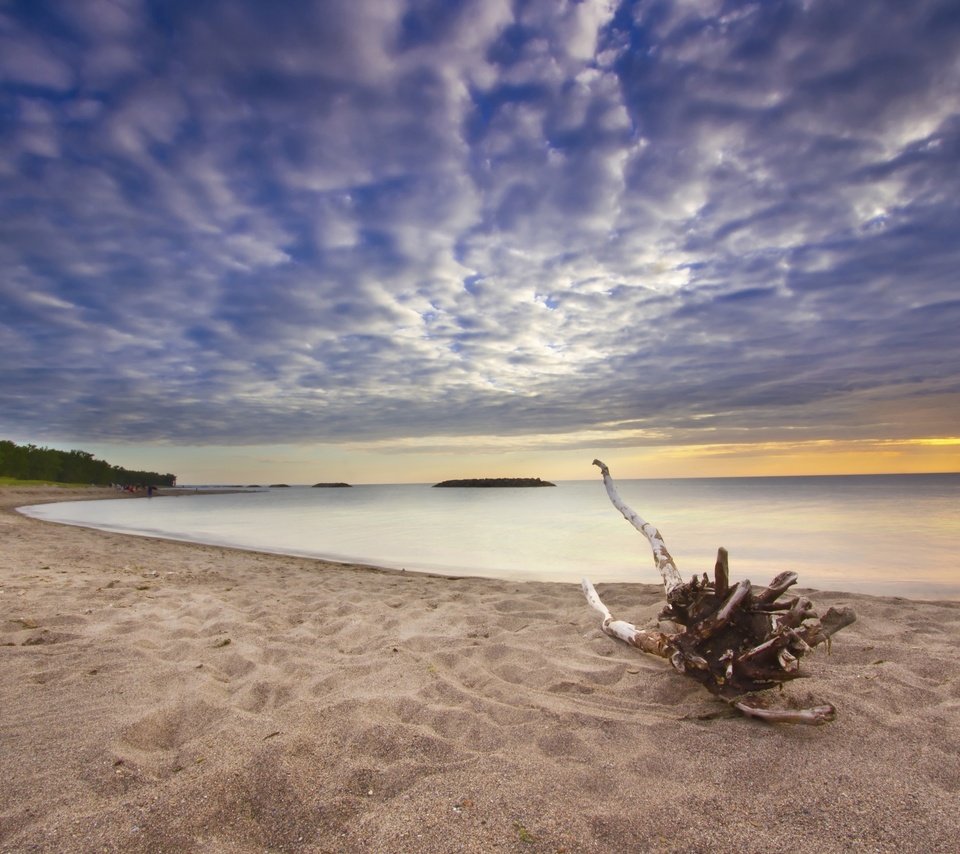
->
[1,486,958,852]
[19,479,960,599]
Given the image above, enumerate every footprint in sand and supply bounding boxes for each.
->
[120,699,225,753]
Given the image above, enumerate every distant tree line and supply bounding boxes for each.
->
[0,440,177,487]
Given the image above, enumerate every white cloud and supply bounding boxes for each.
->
[0,35,74,90]
[0,0,957,452]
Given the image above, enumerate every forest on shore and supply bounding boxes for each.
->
[0,440,176,487]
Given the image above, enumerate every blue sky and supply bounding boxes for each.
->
[1,0,958,483]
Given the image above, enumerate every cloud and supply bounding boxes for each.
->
[0,31,74,90]
[0,0,958,455]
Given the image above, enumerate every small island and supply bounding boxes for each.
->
[433,477,556,488]
[269,483,291,488]
[312,482,352,488]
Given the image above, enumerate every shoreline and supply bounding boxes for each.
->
[15,484,959,602]
[1,486,958,852]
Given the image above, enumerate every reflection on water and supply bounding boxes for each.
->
[19,474,960,599]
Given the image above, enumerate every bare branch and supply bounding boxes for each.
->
[581,578,672,658]
[714,547,729,598]
[592,459,683,596]
[582,460,856,724]
[733,698,836,725]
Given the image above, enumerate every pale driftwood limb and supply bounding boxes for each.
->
[581,579,672,657]
[592,459,684,596]
[733,697,836,725]
[582,460,856,725]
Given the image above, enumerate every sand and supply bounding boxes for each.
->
[1,486,958,853]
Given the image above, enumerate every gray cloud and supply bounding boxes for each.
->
[1,0,958,453]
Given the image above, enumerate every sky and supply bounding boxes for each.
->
[1,0,959,485]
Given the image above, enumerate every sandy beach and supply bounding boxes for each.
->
[1,486,957,853]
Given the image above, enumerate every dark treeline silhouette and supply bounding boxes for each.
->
[0,440,177,487]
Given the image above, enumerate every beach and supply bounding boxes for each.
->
[1,487,958,853]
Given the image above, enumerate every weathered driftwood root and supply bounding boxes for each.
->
[583,459,856,725]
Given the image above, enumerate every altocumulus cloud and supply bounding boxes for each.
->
[1,0,958,450]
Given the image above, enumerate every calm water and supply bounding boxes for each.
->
[19,475,960,599]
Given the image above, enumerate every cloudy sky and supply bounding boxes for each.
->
[1,0,958,483]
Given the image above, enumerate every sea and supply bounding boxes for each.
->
[18,474,960,600]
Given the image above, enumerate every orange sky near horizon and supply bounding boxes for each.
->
[73,436,960,485]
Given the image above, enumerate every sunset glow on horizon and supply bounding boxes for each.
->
[41,435,958,487]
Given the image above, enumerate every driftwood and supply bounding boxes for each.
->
[583,459,856,724]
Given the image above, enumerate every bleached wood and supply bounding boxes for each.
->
[581,459,855,724]
[733,699,836,725]
[580,578,671,658]
[592,459,684,595]
[581,576,612,622]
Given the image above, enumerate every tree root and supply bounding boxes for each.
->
[583,460,856,724]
